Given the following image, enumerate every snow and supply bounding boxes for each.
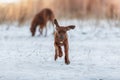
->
[0,19,120,80]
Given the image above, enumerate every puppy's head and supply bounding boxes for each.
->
[54,19,75,41]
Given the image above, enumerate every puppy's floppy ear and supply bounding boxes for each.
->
[66,25,75,31]
[54,19,59,27]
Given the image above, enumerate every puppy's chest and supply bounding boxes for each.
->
[55,38,64,46]
[54,32,68,46]
[54,38,65,46]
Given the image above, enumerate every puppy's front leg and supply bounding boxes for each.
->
[54,43,59,61]
[64,40,70,64]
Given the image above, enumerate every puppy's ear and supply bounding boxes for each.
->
[54,19,59,27]
[66,25,75,31]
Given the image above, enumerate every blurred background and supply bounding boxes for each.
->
[0,0,120,25]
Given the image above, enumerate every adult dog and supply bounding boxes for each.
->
[30,8,55,36]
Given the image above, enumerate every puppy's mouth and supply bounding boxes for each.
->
[58,35,65,44]
[59,38,64,44]
[60,41,63,44]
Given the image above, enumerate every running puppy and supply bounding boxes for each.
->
[54,19,75,64]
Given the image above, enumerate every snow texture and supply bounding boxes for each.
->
[0,19,120,80]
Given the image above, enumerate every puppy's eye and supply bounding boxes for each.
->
[58,31,61,34]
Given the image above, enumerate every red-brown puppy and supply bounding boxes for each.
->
[54,19,75,65]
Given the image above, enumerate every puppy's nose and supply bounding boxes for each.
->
[60,36,64,40]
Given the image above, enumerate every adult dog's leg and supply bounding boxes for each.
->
[39,25,45,36]
[45,26,47,37]
[39,28,43,35]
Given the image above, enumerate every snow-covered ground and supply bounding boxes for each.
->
[0,19,120,80]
